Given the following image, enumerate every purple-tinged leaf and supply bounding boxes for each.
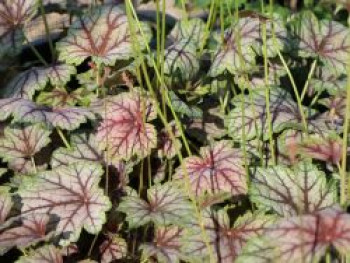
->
[0,124,51,173]
[0,0,36,57]
[0,214,51,255]
[225,87,307,141]
[16,245,63,263]
[57,5,151,66]
[174,140,247,197]
[12,99,95,130]
[18,163,111,245]
[298,133,343,164]
[157,121,181,159]
[319,94,345,130]
[250,162,336,217]
[0,98,22,121]
[294,11,350,76]
[182,209,273,263]
[209,17,286,77]
[169,18,205,44]
[238,207,350,262]
[99,234,127,263]
[163,39,199,83]
[118,183,194,228]
[140,226,184,263]
[0,186,12,224]
[95,91,157,161]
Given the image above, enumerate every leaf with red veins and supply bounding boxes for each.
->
[18,162,111,246]
[118,182,194,228]
[238,207,350,262]
[99,234,127,263]
[140,226,184,263]
[294,11,350,76]
[182,209,273,263]
[0,0,36,57]
[157,121,181,159]
[3,64,76,99]
[17,245,63,263]
[319,94,346,130]
[174,140,247,197]
[57,5,151,66]
[96,92,157,161]
[0,214,51,255]
[250,162,336,217]
[0,186,12,224]
[0,124,51,173]
[298,134,343,164]
[11,99,95,130]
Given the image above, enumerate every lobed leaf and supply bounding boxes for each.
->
[18,162,111,245]
[118,182,194,228]
[169,18,206,44]
[174,140,247,197]
[16,245,63,263]
[95,91,157,161]
[157,121,181,159]
[57,5,151,65]
[99,234,127,263]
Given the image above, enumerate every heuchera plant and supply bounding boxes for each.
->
[1,0,350,262]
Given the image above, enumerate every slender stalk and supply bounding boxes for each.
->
[87,234,98,257]
[56,128,71,149]
[300,59,317,101]
[340,62,350,206]
[38,0,55,61]
[23,33,48,66]
[31,156,37,174]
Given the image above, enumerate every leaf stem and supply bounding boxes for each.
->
[56,128,71,149]
[38,0,55,61]
[300,59,317,101]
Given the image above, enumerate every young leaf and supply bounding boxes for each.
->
[157,121,181,159]
[0,0,36,57]
[182,209,272,262]
[0,214,50,255]
[99,234,127,263]
[0,186,12,224]
[294,11,350,76]
[250,162,336,216]
[238,207,350,262]
[18,163,111,245]
[95,91,157,161]
[16,245,63,263]
[174,140,247,197]
[0,124,51,173]
[118,183,194,228]
[225,87,305,141]
[57,5,151,66]
[140,226,184,263]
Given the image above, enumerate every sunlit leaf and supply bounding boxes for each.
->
[225,87,306,141]
[298,133,343,164]
[18,163,111,245]
[250,161,336,216]
[169,18,206,44]
[0,214,50,255]
[0,124,51,173]
[16,245,63,263]
[99,234,127,263]
[209,17,286,77]
[140,226,184,263]
[57,5,151,65]
[0,0,36,57]
[118,183,194,228]
[157,121,181,159]
[95,91,157,161]
[294,11,350,76]
[0,186,12,224]
[237,207,350,262]
[9,99,95,130]
[182,209,273,262]
[174,140,247,197]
